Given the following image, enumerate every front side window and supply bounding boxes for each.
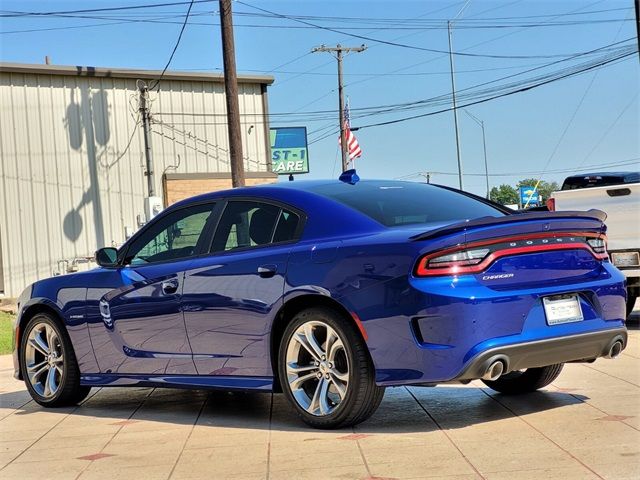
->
[211,200,300,253]
[125,203,214,265]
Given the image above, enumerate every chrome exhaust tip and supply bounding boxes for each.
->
[606,340,623,359]
[482,360,504,381]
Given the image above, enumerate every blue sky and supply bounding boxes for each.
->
[1,0,638,196]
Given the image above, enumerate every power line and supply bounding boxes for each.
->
[397,158,640,180]
[233,6,632,23]
[261,52,311,74]
[523,7,635,207]
[272,2,466,93]
[329,42,635,121]
[274,0,624,118]
[303,0,615,104]
[7,2,626,20]
[100,121,141,169]
[0,0,213,17]
[534,71,600,180]
[304,49,635,137]
[151,45,635,132]
[235,0,624,60]
[338,0,611,93]
[146,39,635,123]
[4,15,631,34]
[282,2,466,112]
[576,91,639,169]
[149,0,195,91]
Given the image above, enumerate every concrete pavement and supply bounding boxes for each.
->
[1,323,639,480]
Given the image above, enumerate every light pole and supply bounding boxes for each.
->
[464,110,490,199]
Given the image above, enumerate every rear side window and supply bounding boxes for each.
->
[561,172,640,190]
[211,201,300,253]
[310,181,504,227]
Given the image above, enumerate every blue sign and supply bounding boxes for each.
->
[270,127,309,174]
[519,185,540,206]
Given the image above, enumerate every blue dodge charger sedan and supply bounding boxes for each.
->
[12,178,627,428]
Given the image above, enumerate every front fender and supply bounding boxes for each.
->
[13,280,99,379]
[13,296,64,380]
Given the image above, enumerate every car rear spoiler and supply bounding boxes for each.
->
[410,209,607,242]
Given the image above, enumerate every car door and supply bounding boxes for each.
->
[88,201,218,375]
[181,198,304,377]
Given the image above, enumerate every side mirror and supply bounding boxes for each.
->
[95,247,119,267]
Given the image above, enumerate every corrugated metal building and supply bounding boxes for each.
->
[0,63,275,297]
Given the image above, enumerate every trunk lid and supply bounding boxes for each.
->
[411,210,608,288]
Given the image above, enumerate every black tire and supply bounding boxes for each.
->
[278,307,384,429]
[482,364,564,395]
[20,313,92,407]
[626,293,638,319]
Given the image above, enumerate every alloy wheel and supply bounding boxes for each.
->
[285,320,350,416]
[24,323,64,398]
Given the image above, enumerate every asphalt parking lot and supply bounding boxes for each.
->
[1,318,639,480]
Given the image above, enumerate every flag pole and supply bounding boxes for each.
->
[347,96,354,170]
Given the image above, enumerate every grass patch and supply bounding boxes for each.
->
[0,312,15,355]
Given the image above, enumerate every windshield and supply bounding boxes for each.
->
[309,181,506,227]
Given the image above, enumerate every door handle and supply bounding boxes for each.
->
[258,265,277,278]
[161,279,179,294]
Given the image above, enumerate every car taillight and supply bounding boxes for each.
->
[416,247,491,276]
[414,232,608,277]
[426,248,490,267]
[587,237,607,255]
[546,198,556,211]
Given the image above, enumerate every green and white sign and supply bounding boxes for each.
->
[270,127,309,175]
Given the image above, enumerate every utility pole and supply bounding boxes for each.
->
[464,110,490,199]
[219,0,245,187]
[312,44,366,172]
[448,21,464,191]
[138,82,155,197]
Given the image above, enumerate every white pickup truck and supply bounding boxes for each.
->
[549,172,640,318]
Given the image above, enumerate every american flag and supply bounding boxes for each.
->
[339,102,362,161]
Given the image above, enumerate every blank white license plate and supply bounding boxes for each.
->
[543,295,583,325]
[611,251,640,267]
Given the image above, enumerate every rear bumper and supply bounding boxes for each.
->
[342,258,627,386]
[455,327,627,381]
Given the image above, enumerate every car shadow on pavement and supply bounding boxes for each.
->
[1,384,589,434]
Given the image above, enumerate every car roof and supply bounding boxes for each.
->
[169,179,392,240]
[172,179,419,207]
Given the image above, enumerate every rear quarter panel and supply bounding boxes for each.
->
[284,215,626,385]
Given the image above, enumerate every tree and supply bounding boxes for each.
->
[490,184,519,205]
[516,178,560,202]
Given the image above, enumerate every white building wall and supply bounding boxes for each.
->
[0,64,273,297]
